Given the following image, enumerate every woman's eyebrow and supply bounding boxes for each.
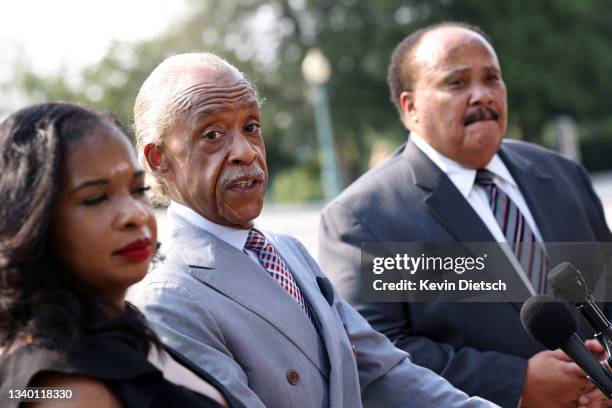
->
[69,179,110,195]
[70,170,145,194]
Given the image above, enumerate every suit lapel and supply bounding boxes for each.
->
[405,140,495,243]
[498,145,557,242]
[404,141,532,305]
[271,236,331,333]
[270,234,338,343]
[166,209,328,378]
[498,145,584,289]
[272,234,348,406]
[501,145,612,304]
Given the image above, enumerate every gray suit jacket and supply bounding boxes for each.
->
[319,139,612,407]
[130,208,496,408]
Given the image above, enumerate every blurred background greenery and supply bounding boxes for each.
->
[3,0,612,203]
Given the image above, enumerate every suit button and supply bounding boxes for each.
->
[287,370,300,385]
[352,344,357,358]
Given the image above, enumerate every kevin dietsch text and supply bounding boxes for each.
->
[373,279,507,292]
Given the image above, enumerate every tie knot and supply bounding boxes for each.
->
[474,169,496,186]
[245,228,266,252]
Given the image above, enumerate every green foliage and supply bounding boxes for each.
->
[269,162,323,202]
[7,0,612,202]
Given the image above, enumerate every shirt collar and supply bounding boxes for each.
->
[410,132,517,197]
[169,201,251,251]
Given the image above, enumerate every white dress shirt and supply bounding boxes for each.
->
[411,133,543,243]
[169,201,261,264]
[411,133,543,295]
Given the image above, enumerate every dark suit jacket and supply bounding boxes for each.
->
[319,139,612,407]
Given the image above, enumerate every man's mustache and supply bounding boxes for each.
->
[220,165,266,187]
[463,106,499,126]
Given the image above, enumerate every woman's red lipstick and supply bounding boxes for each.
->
[113,238,152,261]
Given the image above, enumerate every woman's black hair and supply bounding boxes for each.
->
[0,102,160,353]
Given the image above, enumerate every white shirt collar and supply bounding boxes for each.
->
[410,132,517,197]
[169,201,251,251]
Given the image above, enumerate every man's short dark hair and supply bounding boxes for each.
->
[387,22,491,114]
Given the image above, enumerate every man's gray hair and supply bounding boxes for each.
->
[133,52,251,205]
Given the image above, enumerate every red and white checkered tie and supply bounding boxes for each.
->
[245,229,313,321]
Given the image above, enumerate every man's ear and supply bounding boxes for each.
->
[144,143,168,174]
[399,91,418,126]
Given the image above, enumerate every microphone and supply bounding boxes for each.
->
[521,294,612,398]
[548,262,612,364]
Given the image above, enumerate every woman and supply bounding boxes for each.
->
[0,103,242,408]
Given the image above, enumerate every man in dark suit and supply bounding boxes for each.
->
[319,22,612,408]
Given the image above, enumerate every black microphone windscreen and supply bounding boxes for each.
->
[547,262,588,302]
[520,294,577,350]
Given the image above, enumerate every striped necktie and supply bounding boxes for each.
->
[245,229,314,322]
[475,169,548,293]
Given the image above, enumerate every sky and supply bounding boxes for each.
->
[0,0,187,75]
[0,0,188,116]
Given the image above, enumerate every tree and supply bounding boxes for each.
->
[8,0,612,201]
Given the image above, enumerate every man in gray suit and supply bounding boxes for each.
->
[129,52,495,407]
[319,22,612,408]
